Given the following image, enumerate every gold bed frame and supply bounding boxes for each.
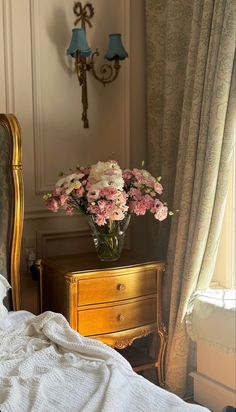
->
[0,114,23,310]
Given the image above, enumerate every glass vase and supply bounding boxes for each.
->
[87,214,131,262]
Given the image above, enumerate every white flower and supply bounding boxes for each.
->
[56,176,67,187]
[65,180,82,195]
[88,161,124,191]
[56,173,84,188]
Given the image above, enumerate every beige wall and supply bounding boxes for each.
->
[192,343,236,411]
[0,0,146,312]
[129,0,149,255]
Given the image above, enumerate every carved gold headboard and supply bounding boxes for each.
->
[0,114,23,310]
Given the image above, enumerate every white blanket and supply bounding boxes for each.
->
[0,311,209,412]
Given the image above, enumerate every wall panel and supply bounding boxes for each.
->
[0,0,148,312]
[36,229,93,258]
[28,0,130,195]
[7,0,130,260]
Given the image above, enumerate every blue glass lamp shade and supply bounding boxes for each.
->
[67,28,92,58]
[104,34,128,61]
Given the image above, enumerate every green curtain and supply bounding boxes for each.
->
[146,0,235,396]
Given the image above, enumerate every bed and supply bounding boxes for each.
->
[0,113,210,412]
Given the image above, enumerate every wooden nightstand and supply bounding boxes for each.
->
[39,250,167,386]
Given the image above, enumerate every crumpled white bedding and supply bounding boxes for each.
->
[0,310,35,330]
[0,311,210,412]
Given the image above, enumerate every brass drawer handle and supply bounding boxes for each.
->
[117,314,125,322]
[117,283,126,291]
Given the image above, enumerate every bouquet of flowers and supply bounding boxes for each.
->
[44,160,169,261]
[44,160,169,224]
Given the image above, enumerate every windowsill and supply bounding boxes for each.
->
[210,281,235,289]
[210,281,226,289]
[186,288,236,353]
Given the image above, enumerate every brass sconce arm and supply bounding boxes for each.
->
[67,2,128,128]
[89,51,121,86]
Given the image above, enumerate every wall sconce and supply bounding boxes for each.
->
[67,2,128,128]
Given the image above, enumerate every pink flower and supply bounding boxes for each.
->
[142,194,154,209]
[45,197,60,213]
[122,169,133,182]
[151,199,162,212]
[65,205,74,216]
[131,195,153,216]
[100,187,117,199]
[133,202,147,215]
[128,187,142,200]
[110,209,126,220]
[95,215,107,225]
[97,199,108,211]
[87,189,100,201]
[143,178,155,188]
[59,194,69,206]
[75,186,85,197]
[151,200,168,221]
[132,168,142,178]
[154,181,163,195]
[154,206,168,221]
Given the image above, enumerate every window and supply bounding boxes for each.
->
[211,143,236,289]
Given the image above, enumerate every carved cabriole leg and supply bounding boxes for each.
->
[156,266,168,387]
[156,322,168,387]
[65,276,78,330]
[35,258,42,314]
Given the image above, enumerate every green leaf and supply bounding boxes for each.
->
[43,193,52,200]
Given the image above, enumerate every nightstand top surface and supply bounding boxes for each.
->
[42,249,165,276]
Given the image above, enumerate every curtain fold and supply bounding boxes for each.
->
[146,0,235,396]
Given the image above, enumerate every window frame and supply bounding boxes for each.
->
[211,143,235,289]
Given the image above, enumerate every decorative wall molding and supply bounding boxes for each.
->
[2,0,15,112]
[24,208,69,220]
[36,229,92,258]
[24,208,94,225]
[29,0,47,194]
[24,208,88,222]
[29,0,131,194]
[122,0,130,168]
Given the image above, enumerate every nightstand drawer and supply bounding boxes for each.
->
[78,297,157,336]
[77,269,157,305]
